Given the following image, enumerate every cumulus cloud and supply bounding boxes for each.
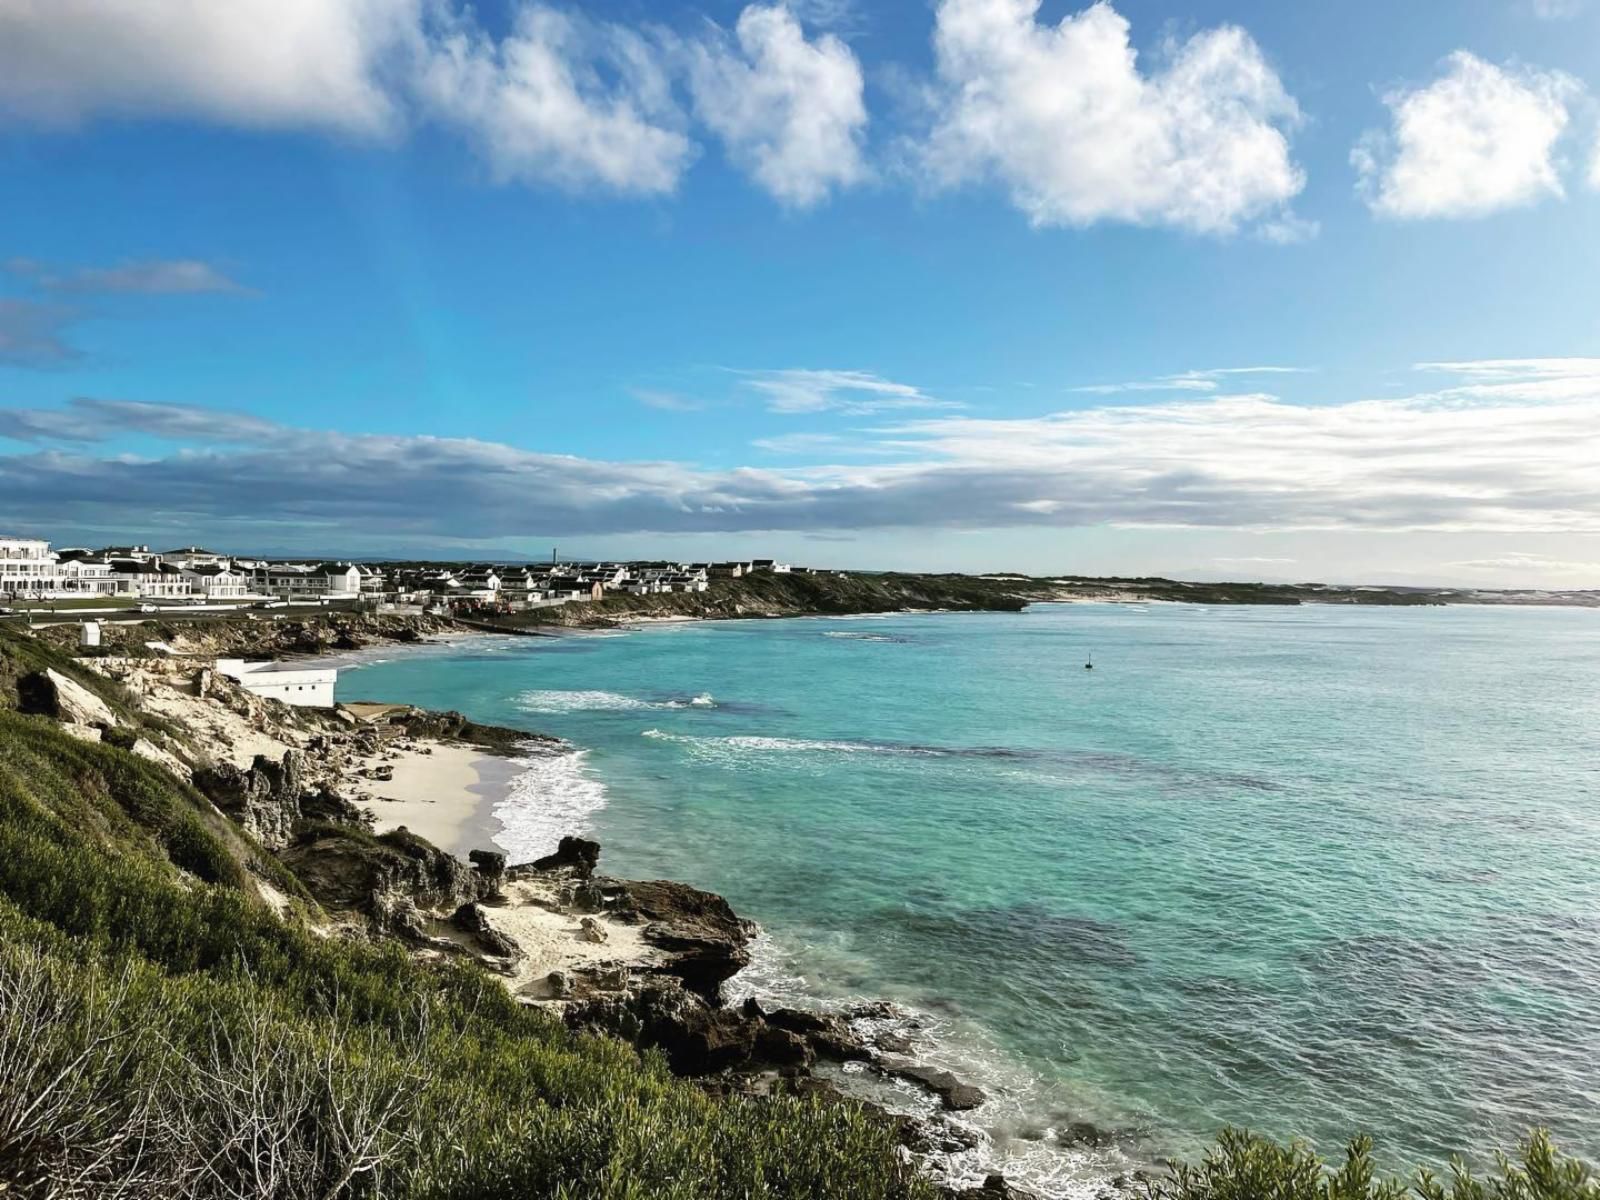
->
[740,369,955,413]
[9,257,249,295]
[416,5,693,194]
[686,4,868,207]
[1353,52,1581,218]
[919,0,1305,234]
[3,360,1598,543]
[0,0,417,135]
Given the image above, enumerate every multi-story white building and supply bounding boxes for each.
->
[252,562,362,600]
[110,560,192,599]
[181,564,250,599]
[0,537,61,597]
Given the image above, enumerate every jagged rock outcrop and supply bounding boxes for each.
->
[192,750,306,850]
[528,835,602,878]
[468,848,507,897]
[889,1063,987,1112]
[565,979,767,1075]
[452,901,523,961]
[610,878,756,1000]
[746,999,871,1062]
[946,1174,1042,1200]
[17,668,119,729]
[281,825,488,923]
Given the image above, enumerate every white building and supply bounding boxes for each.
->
[0,537,59,597]
[217,659,337,707]
[162,546,229,568]
[253,563,362,600]
[110,560,191,599]
[181,564,250,599]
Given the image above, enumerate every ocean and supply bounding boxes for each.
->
[336,602,1600,1196]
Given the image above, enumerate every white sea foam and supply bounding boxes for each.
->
[518,689,719,714]
[727,931,1137,1199]
[641,730,939,761]
[517,689,655,713]
[494,745,609,862]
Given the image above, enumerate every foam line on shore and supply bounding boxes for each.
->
[494,744,610,861]
[726,931,1141,1199]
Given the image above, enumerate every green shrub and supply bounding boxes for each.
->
[1150,1128,1598,1200]
[0,695,932,1200]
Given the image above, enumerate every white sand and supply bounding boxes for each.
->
[354,741,507,859]
[482,876,661,1000]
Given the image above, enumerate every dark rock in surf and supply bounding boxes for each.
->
[891,1063,987,1111]
[565,979,759,1075]
[611,878,755,1000]
[947,1173,1042,1200]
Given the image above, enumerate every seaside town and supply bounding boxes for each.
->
[0,533,804,612]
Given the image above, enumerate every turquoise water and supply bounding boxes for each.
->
[339,604,1600,1194]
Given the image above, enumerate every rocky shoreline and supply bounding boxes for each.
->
[16,622,1086,1199]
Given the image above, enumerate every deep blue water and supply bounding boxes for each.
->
[338,603,1600,1195]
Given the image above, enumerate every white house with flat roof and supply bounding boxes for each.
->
[216,659,337,707]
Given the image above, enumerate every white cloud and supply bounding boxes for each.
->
[632,388,706,412]
[919,0,1305,234]
[1353,52,1581,219]
[1413,357,1600,403]
[4,360,1598,544]
[686,4,868,207]
[417,5,693,194]
[741,368,956,413]
[0,0,417,135]
[1447,552,1600,578]
[1528,0,1584,19]
[1073,366,1309,395]
[8,257,249,295]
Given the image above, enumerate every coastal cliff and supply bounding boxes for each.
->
[0,620,1022,1199]
[2,617,1592,1200]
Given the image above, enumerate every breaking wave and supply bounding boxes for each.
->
[726,932,1141,1199]
[517,689,718,714]
[494,744,609,862]
[639,730,1031,761]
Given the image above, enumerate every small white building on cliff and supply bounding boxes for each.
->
[216,659,337,707]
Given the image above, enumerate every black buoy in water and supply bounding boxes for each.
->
[1084,655,1093,670]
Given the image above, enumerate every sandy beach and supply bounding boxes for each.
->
[353,740,517,860]
[86,652,525,863]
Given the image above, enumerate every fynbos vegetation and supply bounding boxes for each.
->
[0,623,1593,1199]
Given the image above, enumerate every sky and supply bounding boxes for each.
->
[1,0,1599,586]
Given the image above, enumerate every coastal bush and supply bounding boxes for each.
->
[0,694,934,1199]
[1150,1127,1598,1200]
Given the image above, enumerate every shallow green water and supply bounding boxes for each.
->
[340,603,1600,1194]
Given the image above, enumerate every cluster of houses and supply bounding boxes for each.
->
[0,535,801,609]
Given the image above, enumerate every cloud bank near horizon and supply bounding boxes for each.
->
[3,360,1597,551]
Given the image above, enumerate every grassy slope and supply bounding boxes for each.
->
[0,631,931,1200]
[1,626,1594,1199]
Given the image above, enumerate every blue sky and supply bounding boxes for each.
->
[2,0,1598,584]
